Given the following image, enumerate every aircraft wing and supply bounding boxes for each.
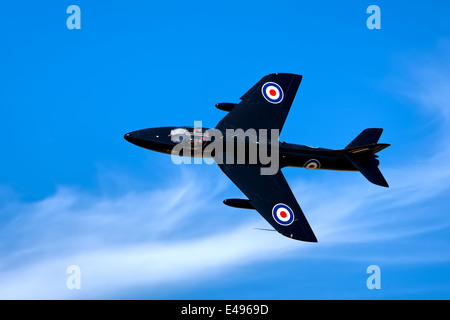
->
[215,73,302,133]
[217,163,317,242]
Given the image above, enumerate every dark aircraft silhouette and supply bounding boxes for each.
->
[124,73,390,242]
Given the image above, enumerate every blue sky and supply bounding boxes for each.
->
[0,0,450,299]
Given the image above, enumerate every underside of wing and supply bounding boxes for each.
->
[217,163,317,242]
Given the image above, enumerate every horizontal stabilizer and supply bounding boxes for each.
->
[345,143,390,155]
[344,154,389,187]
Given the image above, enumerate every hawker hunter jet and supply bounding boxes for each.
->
[124,73,390,242]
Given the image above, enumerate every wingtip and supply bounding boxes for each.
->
[280,232,318,243]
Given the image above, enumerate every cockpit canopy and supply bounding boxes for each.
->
[170,127,212,143]
[170,128,190,143]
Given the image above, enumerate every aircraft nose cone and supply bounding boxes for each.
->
[124,131,140,144]
[124,128,166,151]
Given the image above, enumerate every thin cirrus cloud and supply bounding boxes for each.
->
[1,45,450,299]
[0,176,300,299]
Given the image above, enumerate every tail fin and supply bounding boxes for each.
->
[346,128,383,149]
[344,128,390,187]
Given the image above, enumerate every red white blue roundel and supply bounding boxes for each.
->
[272,203,294,226]
[304,159,321,169]
[262,82,284,104]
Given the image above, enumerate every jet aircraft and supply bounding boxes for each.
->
[124,73,390,242]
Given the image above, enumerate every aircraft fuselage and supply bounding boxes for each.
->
[124,126,358,172]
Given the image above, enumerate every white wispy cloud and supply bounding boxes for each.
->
[0,170,303,299]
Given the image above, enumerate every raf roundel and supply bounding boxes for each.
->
[272,203,295,226]
[261,82,284,104]
[304,159,321,169]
